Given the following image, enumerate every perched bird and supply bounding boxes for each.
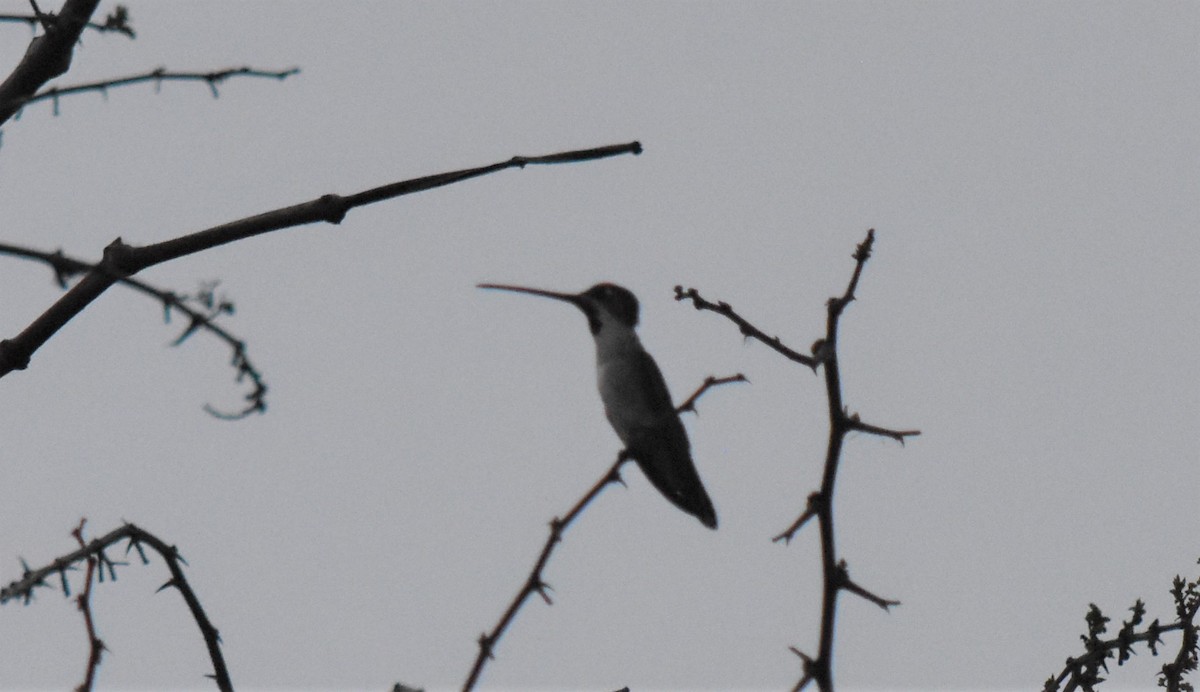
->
[479,282,718,529]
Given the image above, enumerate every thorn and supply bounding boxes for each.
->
[533,579,554,605]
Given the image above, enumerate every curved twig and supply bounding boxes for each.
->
[0,242,266,418]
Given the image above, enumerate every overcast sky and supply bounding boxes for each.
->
[2,2,1199,691]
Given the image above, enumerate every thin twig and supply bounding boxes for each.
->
[1,522,232,691]
[462,372,740,691]
[12,66,299,116]
[0,141,642,382]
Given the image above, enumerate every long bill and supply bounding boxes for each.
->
[477,283,585,309]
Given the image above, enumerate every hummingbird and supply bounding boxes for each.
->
[478,282,718,529]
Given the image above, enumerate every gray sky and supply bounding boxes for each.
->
[2,2,1199,690]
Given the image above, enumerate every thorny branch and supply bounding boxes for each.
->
[1,522,232,692]
[680,229,918,692]
[799,229,915,691]
[0,141,642,388]
[11,66,300,117]
[460,373,744,692]
[0,242,267,418]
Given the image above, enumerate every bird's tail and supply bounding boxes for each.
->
[630,420,718,530]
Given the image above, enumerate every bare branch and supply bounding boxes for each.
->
[0,0,100,126]
[2,522,231,691]
[0,141,642,383]
[12,66,299,117]
[674,286,818,369]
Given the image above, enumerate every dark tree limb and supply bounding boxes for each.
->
[0,141,642,382]
[461,372,741,692]
[0,242,267,418]
[0,0,100,126]
[2,522,231,692]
